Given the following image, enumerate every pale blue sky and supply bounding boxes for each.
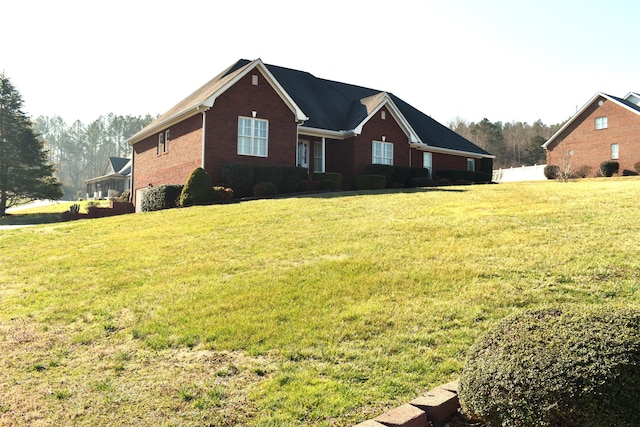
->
[2,0,638,126]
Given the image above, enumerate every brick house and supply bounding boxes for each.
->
[85,157,131,199]
[127,59,493,208]
[543,92,640,176]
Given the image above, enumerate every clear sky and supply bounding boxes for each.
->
[2,0,638,126]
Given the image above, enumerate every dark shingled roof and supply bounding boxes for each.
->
[225,59,491,156]
[607,94,640,114]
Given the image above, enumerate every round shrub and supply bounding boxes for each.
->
[600,160,620,177]
[356,174,386,190]
[459,305,640,427]
[180,167,216,207]
[142,184,184,212]
[544,164,560,179]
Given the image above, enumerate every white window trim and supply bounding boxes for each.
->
[238,116,269,157]
[423,152,432,178]
[372,140,393,165]
[467,158,475,171]
[164,130,170,153]
[595,116,608,130]
[157,133,164,155]
[611,143,619,160]
[313,140,325,173]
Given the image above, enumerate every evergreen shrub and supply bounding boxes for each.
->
[252,166,282,192]
[253,181,278,197]
[410,167,430,179]
[222,163,254,198]
[574,165,593,178]
[280,166,308,193]
[356,174,386,190]
[544,164,560,179]
[313,172,342,190]
[600,160,620,177]
[393,165,412,187]
[180,167,216,207]
[408,177,438,187]
[365,164,394,187]
[142,184,184,212]
[459,305,640,427]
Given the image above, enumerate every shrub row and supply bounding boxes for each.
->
[545,161,622,180]
[435,169,492,184]
[364,164,431,188]
[221,164,309,198]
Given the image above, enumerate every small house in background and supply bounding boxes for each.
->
[85,157,131,199]
[127,58,493,208]
[543,92,640,176]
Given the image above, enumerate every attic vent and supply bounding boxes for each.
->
[252,75,259,86]
[381,110,386,120]
[598,100,604,106]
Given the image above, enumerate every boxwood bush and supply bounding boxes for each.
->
[544,164,560,179]
[180,167,217,207]
[312,172,342,190]
[459,305,640,427]
[365,164,395,188]
[142,184,184,212]
[253,181,278,197]
[280,166,308,193]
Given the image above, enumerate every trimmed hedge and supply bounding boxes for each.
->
[253,181,278,197]
[365,164,395,188]
[222,163,254,198]
[280,166,308,193]
[142,184,183,212]
[436,169,491,184]
[459,305,640,427]
[356,174,386,190]
[253,165,282,192]
[180,167,216,207]
[312,172,342,190]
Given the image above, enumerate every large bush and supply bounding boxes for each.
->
[600,160,620,177]
[459,306,640,427]
[365,164,395,188]
[279,166,308,193]
[180,168,216,207]
[312,172,342,190]
[142,184,184,212]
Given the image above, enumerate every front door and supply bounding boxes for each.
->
[297,140,310,170]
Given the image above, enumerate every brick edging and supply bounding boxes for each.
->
[354,380,460,427]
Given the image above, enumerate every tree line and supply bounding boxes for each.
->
[448,117,565,169]
[33,114,155,198]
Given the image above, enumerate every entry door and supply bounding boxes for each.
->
[297,140,310,170]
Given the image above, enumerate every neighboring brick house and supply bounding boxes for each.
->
[543,92,640,176]
[127,59,493,208]
[85,157,131,199]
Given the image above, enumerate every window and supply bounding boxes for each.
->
[164,130,170,153]
[372,140,393,165]
[313,141,324,172]
[238,117,268,156]
[595,116,608,130]
[611,143,619,160]
[157,133,164,155]
[423,152,432,178]
[381,110,386,120]
[467,158,475,171]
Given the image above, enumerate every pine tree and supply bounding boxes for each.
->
[0,73,62,215]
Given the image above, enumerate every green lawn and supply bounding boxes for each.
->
[1,179,639,426]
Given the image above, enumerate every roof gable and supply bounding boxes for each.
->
[127,59,491,157]
[543,92,640,148]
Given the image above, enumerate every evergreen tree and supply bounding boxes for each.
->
[0,73,62,215]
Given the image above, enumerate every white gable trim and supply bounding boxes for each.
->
[543,91,640,149]
[202,59,308,122]
[354,92,422,144]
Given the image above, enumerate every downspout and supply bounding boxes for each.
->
[198,106,210,169]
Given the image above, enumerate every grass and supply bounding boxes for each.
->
[1,200,110,225]
[1,178,639,425]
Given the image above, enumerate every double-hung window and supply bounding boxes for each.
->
[611,143,619,160]
[157,133,164,155]
[372,140,393,165]
[595,116,608,130]
[238,117,268,157]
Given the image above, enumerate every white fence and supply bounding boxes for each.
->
[493,164,547,183]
